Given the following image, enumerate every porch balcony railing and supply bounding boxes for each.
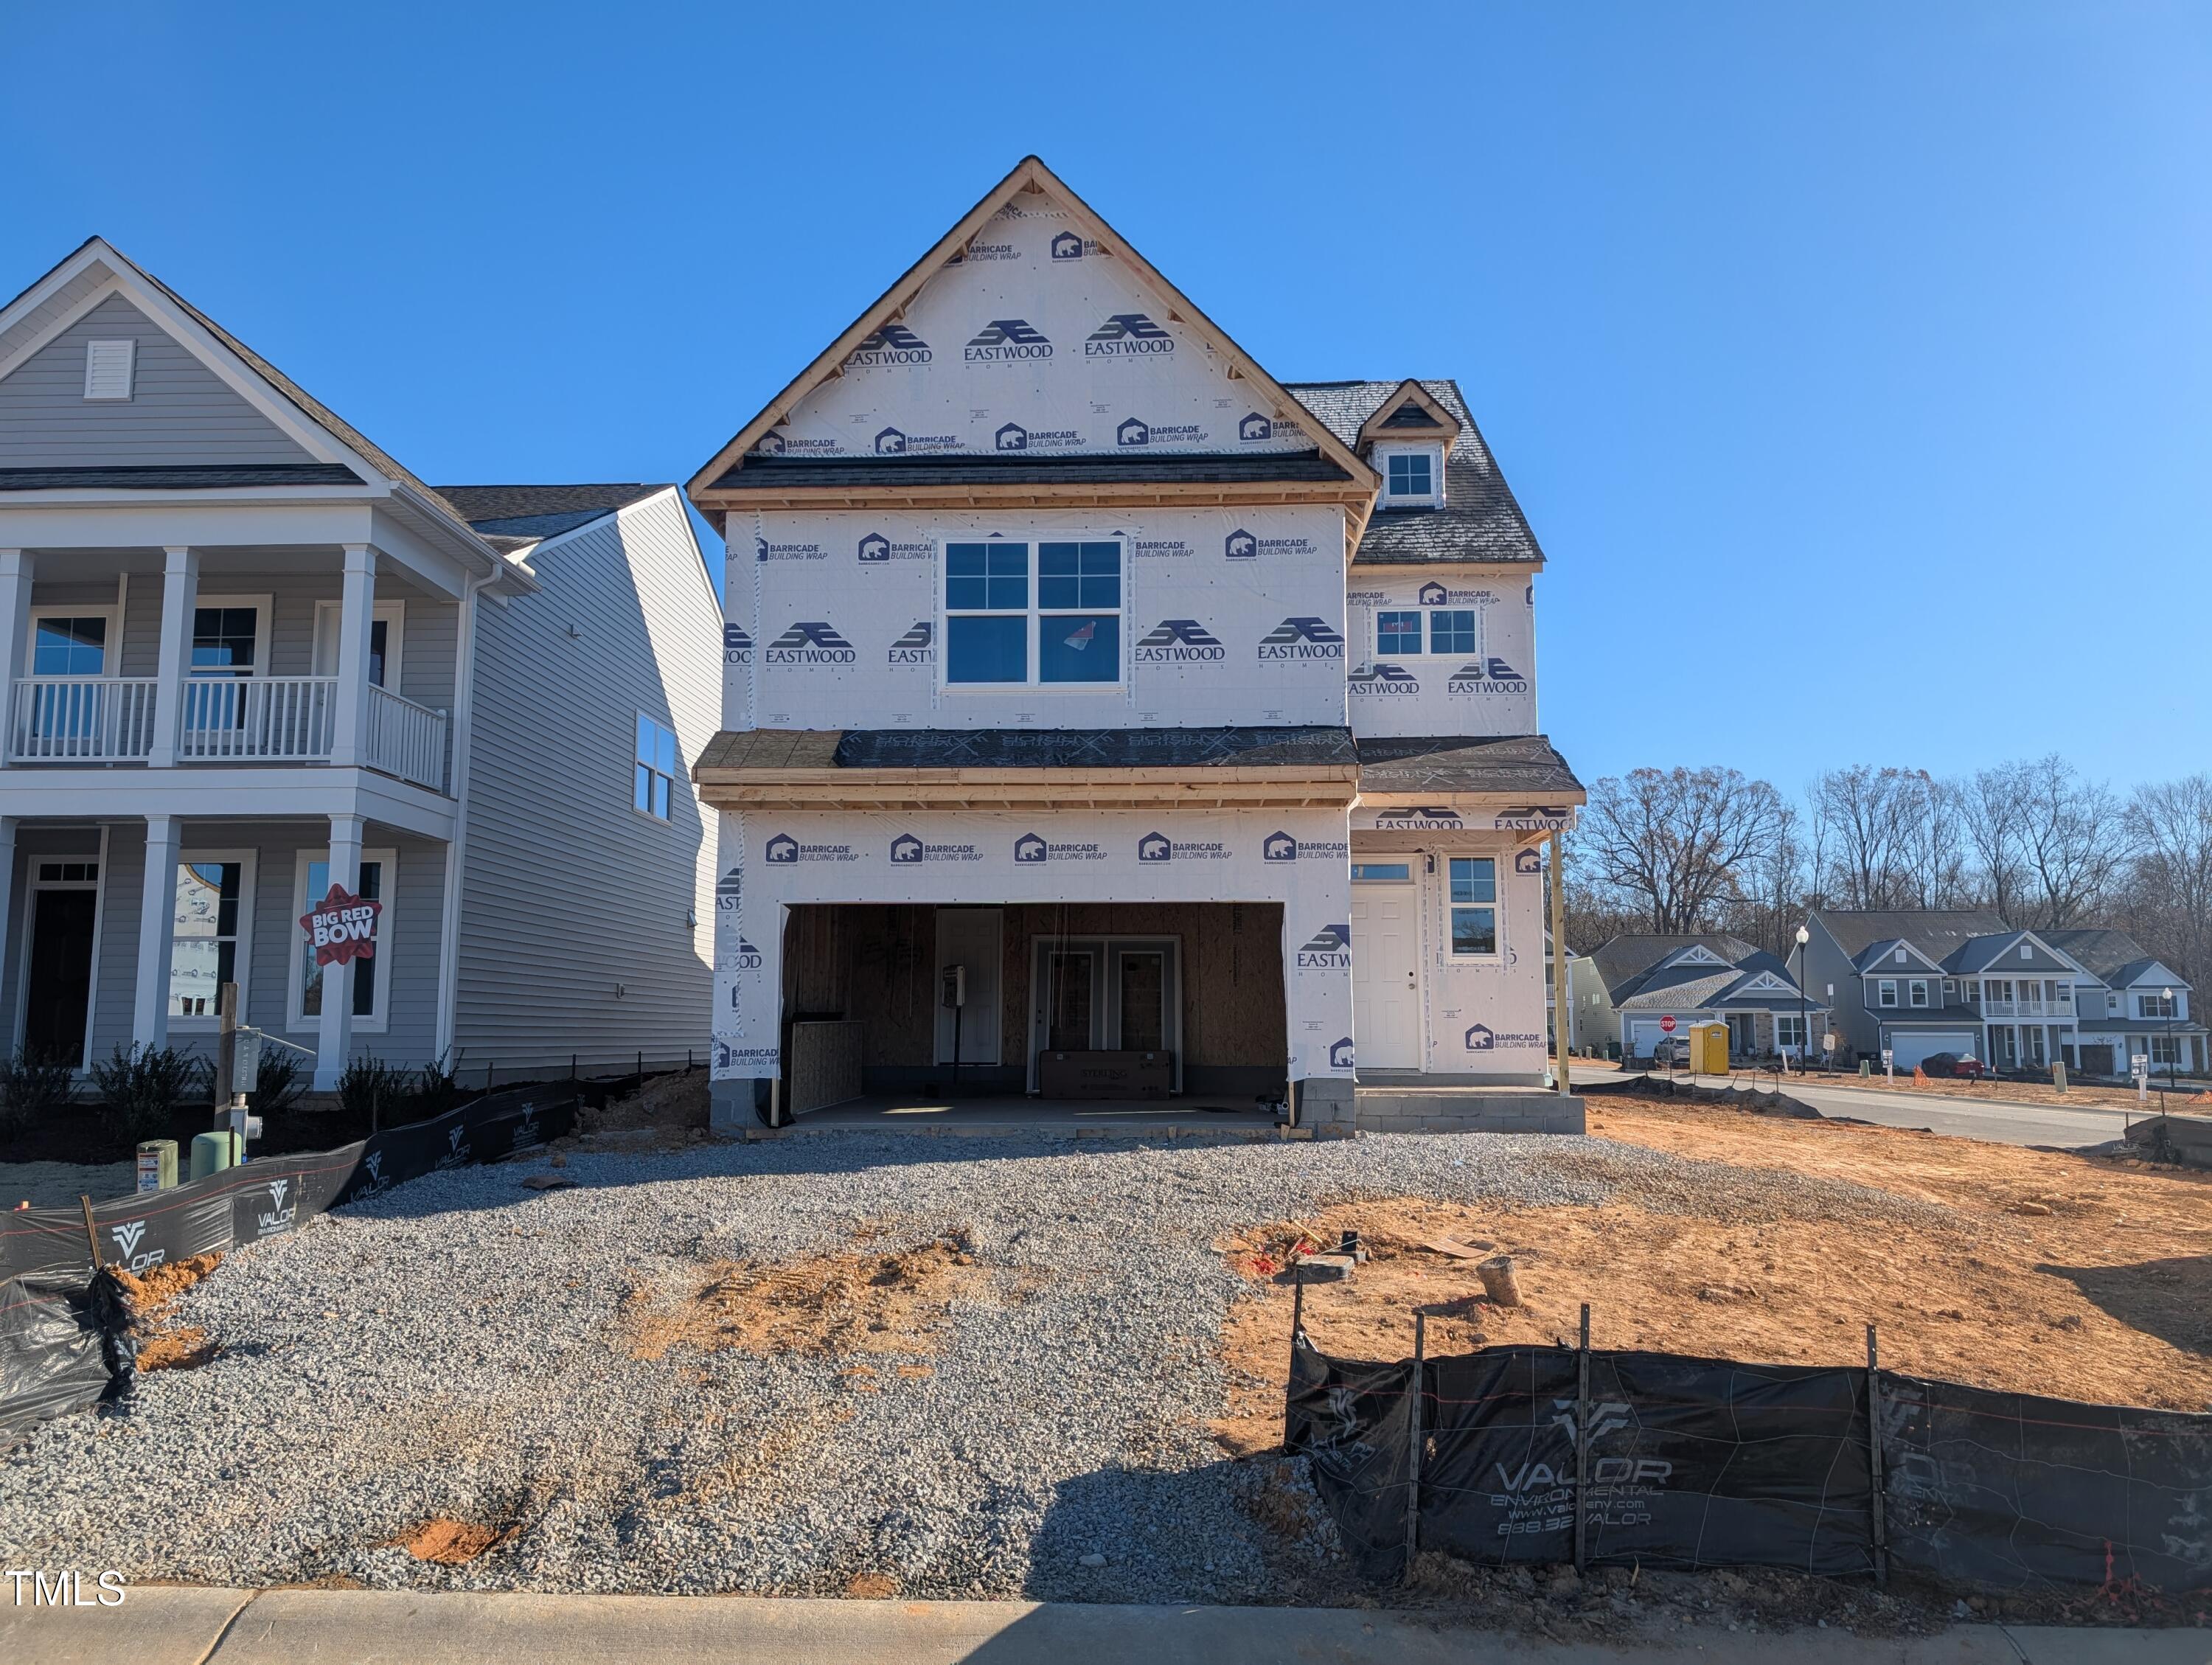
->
[364,683,448,790]
[7,675,448,793]
[7,676,161,760]
[1976,997,2072,1018]
[178,675,338,762]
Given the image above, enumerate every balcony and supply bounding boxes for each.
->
[1975,997,2073,1019]
[7,675,448,792]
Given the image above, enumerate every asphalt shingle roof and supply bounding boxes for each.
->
[696,726,1357,773]
[1284,379,1545,567]
[434,484,669,541]
[1353,734,1582,798]
[1589,934,1761,996]
[2040,928,2183,989]
[1815,909,2013,964]
[0,464,361,490]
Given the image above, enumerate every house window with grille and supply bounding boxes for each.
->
[635,715,678,820]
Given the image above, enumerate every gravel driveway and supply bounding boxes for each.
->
[0,1129,1947,1603]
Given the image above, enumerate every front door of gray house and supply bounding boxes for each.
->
[23,888,97,1064]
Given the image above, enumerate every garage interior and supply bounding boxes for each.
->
[776,903,1288,1112]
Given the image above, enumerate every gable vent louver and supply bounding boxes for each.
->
[83,338,136,400]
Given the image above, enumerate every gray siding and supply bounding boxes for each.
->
[0,261,109,371]
[455,492,717,1074]
[0,294,316,468]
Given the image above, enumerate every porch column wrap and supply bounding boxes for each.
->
[330,543,378,769]
[313,813,366,1091]
[1549,828,1571,1094]
[0,817,15,1027]
[147,546,199,769]
[0,551,32,769]
[132,813,183,1049]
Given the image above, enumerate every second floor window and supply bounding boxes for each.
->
[635,715,678,819]
[2140,991,2177,1018]
[1375,608,1482,658]
[945,540,1121,686]
[1377,611,1422,656]
[1909,979,1929,1007]
[1386,452,1434,498]
[1877,979,1897,1007]
[32,616,108,675]
[192,607,259,676]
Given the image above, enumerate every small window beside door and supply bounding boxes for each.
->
[1447,857,1497,956]
[170,856,252,1021]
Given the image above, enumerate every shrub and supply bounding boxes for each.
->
[336,1055,411,1128]
[0,1048,78,1133]
[88,1043,201,1137]
[254,1049,308,1117]
[411,1050,464,1121]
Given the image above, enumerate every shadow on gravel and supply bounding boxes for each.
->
[2040,1256,2212,1357]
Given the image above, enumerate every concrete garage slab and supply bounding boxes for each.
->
[757,1095,1290,1139]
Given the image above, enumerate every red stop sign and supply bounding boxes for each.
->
[1660,1015,1677,1034]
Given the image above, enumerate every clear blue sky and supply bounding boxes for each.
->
[6,2,2205,795]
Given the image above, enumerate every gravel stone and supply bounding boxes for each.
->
[0,1130,1945,1601]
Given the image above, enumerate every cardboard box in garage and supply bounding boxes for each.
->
[1038,1050,1174,1100]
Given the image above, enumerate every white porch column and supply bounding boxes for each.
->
[313,813,365,1091]
[147,546,199,768]
[330,543,377,768]
[0,818,16,1029]
[132,813,182,1049]
[0,551,32,768]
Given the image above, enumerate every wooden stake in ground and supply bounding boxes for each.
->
[1476,1254,1522,1307]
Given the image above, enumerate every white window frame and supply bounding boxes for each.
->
[1877,979,1898,1008]
[2139,990,2177,1020]
[1371,605,1484,661]
[25,606,119,678]
[1444,854,1500,959]
[2150,1035,2181,1066]
[189,594,272,678]
[310,599,406,688]
[1908,979,1930,1008]
[633,712,679,821]
[936,533,1127,694]
[1374,442,1443,507]
[1775,1012,1806,1050]
[168,849,257,1029]
[286,845,396,1033]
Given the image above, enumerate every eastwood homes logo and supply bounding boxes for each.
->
[1223,528,1318,560]
[1447,657,1529,694]
[1136,831,1230,863]
[965,319,1053,363]
[857,531,931,563]
[723,624,751,665]
[872,427,961,456]
[1349,664,1421,695]
[724,935,763,970]
[764,833,858,864]
[755,535,827,563]
[1256,618,1346,661]
[994,422,1082,451]
[1133,620,1224,663]
[888,622,933,664]
[1373,806,1464,829]
[1085,313,1174,356]
[108,1218,164,1275]
[1116,417,1206,448]
[845,323,932,368]
[1265,832,1350,862]
[1296,924,1352,969]
[1013,832,1107,863]
[764,622,858,665]
[1495,805,1575,831]
[1465,1024,1545,1052]
[889,832,981,864]
[716,866,742,911]
[1050,230,1101,260]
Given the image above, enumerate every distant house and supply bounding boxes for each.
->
[2042,928,2204,1077]
[1577,935,1824,1061]
[1801,909,2089,1071]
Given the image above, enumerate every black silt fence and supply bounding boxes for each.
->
[0,1088,574,1444]
[1287,1320,2212,1596]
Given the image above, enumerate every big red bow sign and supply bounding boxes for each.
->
[300,883,382,967]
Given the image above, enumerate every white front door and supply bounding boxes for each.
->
[1352,888,1420,1068]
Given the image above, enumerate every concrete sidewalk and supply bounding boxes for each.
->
[1,1588,2202,1664]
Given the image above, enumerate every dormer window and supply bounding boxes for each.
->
[1386,451,1434,499]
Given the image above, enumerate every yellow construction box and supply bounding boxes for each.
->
[1690,1021,1729,1075]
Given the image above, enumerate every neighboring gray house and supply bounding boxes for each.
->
[2041,928,2204,1078]
[1800,909,2085,1071]
[1573,934,1824,1061]
[0,239,719,1088]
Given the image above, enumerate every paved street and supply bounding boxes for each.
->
[1572,1064,2183,1150]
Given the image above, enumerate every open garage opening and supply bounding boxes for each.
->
[777,903,1289,1115]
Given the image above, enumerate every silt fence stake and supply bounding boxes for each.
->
[1405,1310,1425,1578]
[1574,1301,1591,1574]
[1867,1323,1888,1585]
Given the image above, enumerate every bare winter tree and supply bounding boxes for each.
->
[1961,762,2029,922]
[1576,767,1792,934]
[2123,774,2212,989]
[1718,802,1809,959]
[1811,765,1933,910]
[2011,754,2129,928]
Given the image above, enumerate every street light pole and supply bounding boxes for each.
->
[1794,925,1811,1077]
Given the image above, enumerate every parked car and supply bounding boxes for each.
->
[1651,1037,1688,1066]
[1922,1052,1986,1080]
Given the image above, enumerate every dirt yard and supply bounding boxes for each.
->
[1213,1094,2212,1455]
